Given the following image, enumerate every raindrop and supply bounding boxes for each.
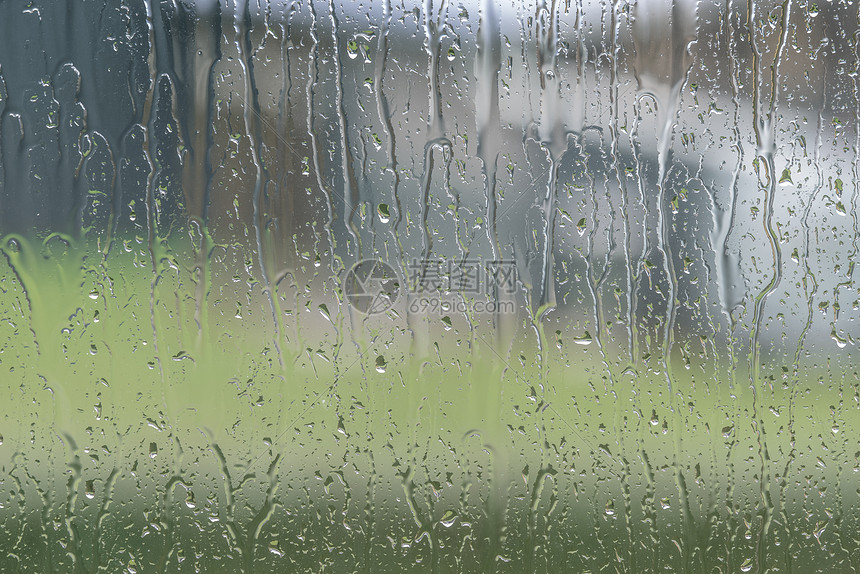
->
[377,203,390,223]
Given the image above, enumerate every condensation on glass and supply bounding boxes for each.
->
[0,0,858,572]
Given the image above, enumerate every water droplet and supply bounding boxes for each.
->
[346,39,358,59]
[377,203,390,223]
[574,332,593,346]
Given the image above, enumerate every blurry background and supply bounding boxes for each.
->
[1,0,859,572]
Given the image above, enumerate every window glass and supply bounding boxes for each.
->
[0,1,857,571]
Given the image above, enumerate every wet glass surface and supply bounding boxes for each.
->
[1,0,859,572]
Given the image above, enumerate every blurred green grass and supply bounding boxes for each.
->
[1,235,859,573]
